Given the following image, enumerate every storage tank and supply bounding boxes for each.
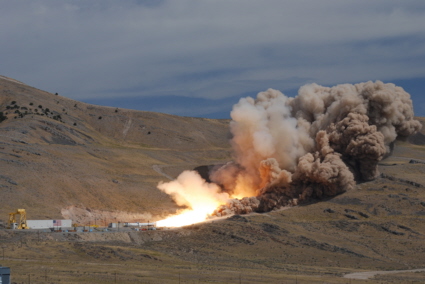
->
[0,266,11,284]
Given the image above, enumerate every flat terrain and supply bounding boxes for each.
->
[1,76,425,283]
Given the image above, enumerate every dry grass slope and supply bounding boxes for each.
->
[0,76,232,221]
[1,76,424,283]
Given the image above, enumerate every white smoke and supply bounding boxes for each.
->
[156,170,230,226]
[158,170,229,209]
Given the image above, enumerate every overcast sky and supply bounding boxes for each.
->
[2,0,425,118]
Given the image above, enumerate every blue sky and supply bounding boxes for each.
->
[1,0,425,118]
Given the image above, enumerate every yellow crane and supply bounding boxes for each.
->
[7,209,28,229]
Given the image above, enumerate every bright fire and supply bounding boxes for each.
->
[156,170,230,227]
[156,205,219,227]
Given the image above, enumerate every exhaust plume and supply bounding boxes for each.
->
[156,170,229,227]
[157,81,421,225]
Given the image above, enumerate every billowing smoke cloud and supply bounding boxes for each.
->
[157,81,421,221]
[212,81,421,216]
[158,170,229,208]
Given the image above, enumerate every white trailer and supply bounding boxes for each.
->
[26,219,73,229]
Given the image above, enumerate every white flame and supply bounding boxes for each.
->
[156,171,230,227]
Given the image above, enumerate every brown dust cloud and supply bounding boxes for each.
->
[157,81,422,226]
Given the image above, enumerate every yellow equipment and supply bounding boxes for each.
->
[7,209,28,229]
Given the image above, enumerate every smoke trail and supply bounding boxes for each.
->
[212,81,421,215]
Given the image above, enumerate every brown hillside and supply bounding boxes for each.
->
[0,76,232,221]
[1,76,425,283]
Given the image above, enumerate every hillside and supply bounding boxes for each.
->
[0,75,232,222]
[1,76,425,283]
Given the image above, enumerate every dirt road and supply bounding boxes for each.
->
[343,268,425,280]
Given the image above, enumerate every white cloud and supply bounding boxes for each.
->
[1,0,424,116]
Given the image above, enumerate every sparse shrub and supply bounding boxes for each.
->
[38,105,42,108]
[55,92,58,96]
[73,122,77,126]
[29,102,33,106]
[11,101,16,105]
[0,112,7,123]
[98,116,102,119]
[115,108,118,113]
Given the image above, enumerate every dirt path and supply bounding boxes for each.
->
[343,268,425,280]
[152,164,174,180]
